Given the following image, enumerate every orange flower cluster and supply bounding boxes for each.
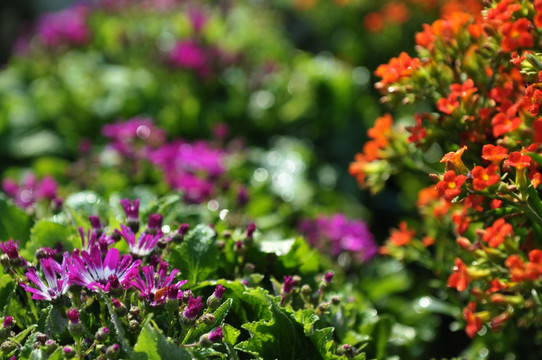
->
[352,0,542,339]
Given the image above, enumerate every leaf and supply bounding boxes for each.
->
[223,324,241,360]
[183,298,233,344]
[103,294,131,356]
[169,224,219,286]
[0,274,15,310]
[22,220,76,259]
[235,291,324,360]
[373,316,392,360]
[280,237,320,274]
[132,323,192,360]
[0,194,32,244]
[46,306,68,340]
[9,324,36,346]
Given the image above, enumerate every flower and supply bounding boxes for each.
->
[119,225,161,257]
[298,213,377,261]
[471,165,500,190]
[0,240,20,260]
[500,19,534,53]
[463,302,482,338]
[482,218,513,247]
[389,221,415,246]
[435,170,467,201]
[282,275,295,294]
[21,255,70,301]
[208,327,223,343]
[2,174,59,209]
[183,295,203,320]
[131,262,187,306]
[481,144,508,165]
[447,258,471,291]
[504,151,531,170]
[120,199,140,222]
[36,5,89,47]
[68,247,141,292]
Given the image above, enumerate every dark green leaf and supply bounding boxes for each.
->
[280,237,320,274]
[103,294,131,355]
[0,274,15,310]
[132,323,192,360]
[223,324,241,360]
[169,225,219,286]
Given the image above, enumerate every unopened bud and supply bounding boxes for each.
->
[1,340,16,354]
[105,344,120,359]
[62,345,76,359]
[95,327,110,343]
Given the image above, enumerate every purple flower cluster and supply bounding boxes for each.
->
[299,214,377,262]
[2,174,60,210]
[9,199,189,306]
[36,5,89,47]
[102,117,167,159]
[148,140,226,203]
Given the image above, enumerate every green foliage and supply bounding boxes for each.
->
[22,220,76,259]
[133,323,192,360]
[0,194,32,244]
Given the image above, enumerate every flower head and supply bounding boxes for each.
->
[21,255,70,301]
[68,247,141,292]
[131,263,187,306]
[183,295,203,320]
[119,225,161,257]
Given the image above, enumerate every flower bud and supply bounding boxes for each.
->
[111,298,127,316]
[128,320,139,333]
[1,340,16,354]
[200,314,215,325]
[199,327,223,347]
[95,327,110,343]
[62,345,76,359]
[44,339,58,354]
[105,344,120,359]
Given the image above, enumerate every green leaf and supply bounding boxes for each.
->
[280,237,320,274]
[46,348,63,360]
[103,294,131,355]
[132,323,192,360]
[169,224,219,286]
[0,274,15,310]
[235,291,324,360]
[373,316,392,360]
[46,306,68,340]
[223,324,241,360]
[0,194,32,244]
[9,324,36,346]
[22,220,76,259]
[183,298,233,344]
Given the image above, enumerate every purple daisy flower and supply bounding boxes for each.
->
[119,225,161,257]
[68,247,141,292]
[131,262,187,306]
[21,255,70,301]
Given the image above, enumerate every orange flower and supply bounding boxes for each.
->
[500,19,534,53]
[389,221,415,246]
[491,112,521,137]
[440,146,468,173]
[463,302,482,338]
[505,254,541,282]
[375,52,421,88]
[503,151,531,170]
[448,258,471,291]
[471,164,500,190]
[436,170,466,201]
[422,236,435,247]
[481,144,508,165]
[482,218,513,248]
[367,114,393,147]
[406,115,426,144]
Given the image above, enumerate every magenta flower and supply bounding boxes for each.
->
[119,225,161,257]
[282,275,295,294]
[102,118,166,158]
[188,8,208,33]
[2,174,58,209]
[131,262,187,306]
[213,284,226,299]
[169,40,208,75]
[36,5,89,47]
[208,327,223,343]
[68,247,141,292]
[120,199,140,222]
[299,214,377,262]
[21,255,70,301]
[184,295,203,320]
[78,227,113,256]
[0,239,20,260]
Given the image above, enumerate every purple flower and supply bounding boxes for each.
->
[147,214,163,232]
[324,272,334,283]
[21,255,70,301]
[2,316,14,328]
[2,174,59,209]
[299,214,377,262]
[120,199,140,221]
[188,8,208,33]
[183,295,203,320]
[246,223,256,238]
[102,118,166,159]
[169,40,208,75]
[0,240,20,260]
[119,225,161,257]
[36,5,89,47]
[131,262,187,306]
[78,227,113,256]
[208,327,223,343]
[66,308,80,324]
[282,275,295,294]
[68,247,141,292]
[213,284,225,299]
[89,216,102,232]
